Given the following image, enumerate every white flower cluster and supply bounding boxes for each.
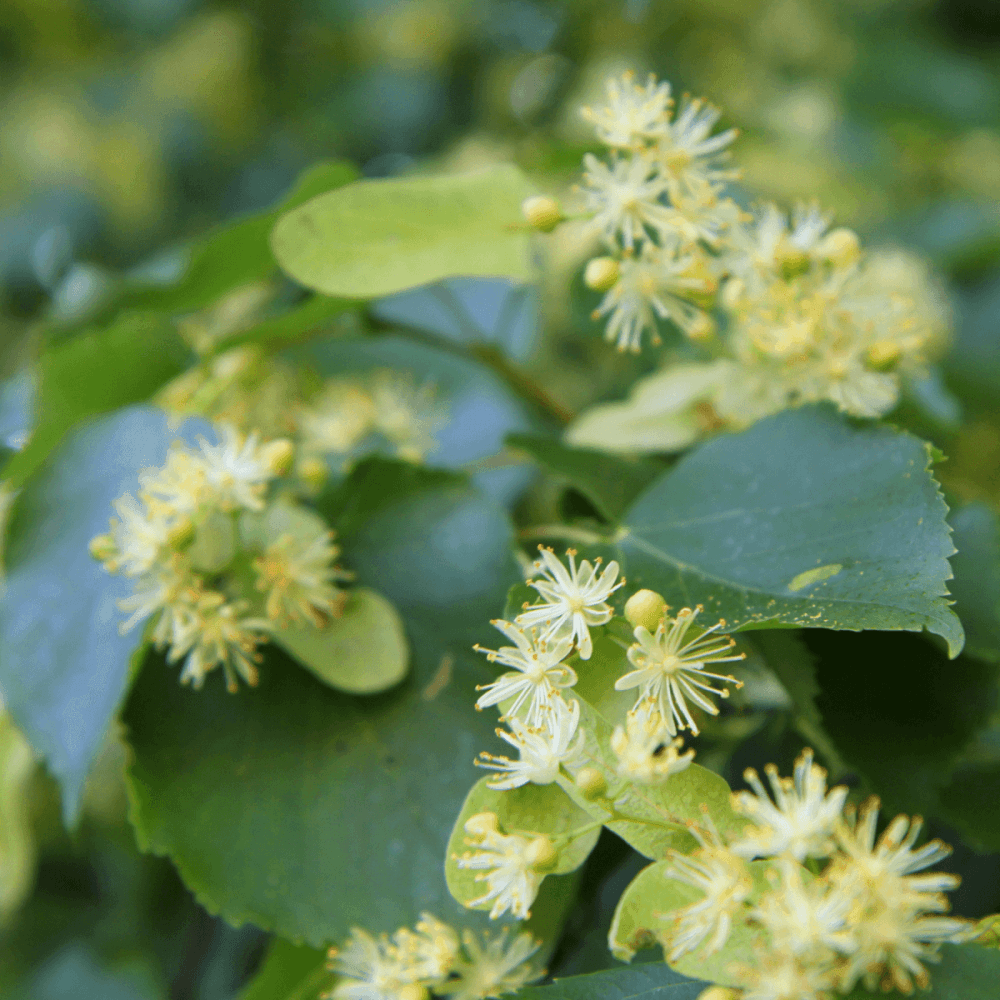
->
[568,72,950,424]
[90,424,351,691]
[660,750,972,998]
[298,369,449,469]
[329,913,540,1000]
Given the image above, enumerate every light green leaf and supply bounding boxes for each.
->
[617,406,963,656]
[445,778,601,913]
[506,434,667,522]
[273,587,409,694]
[609,859,767,985]
[0,712,37,919]
[948,502,1000,662]
[271,165,534,299]
[515,961,706,1000]
[3,312,191,488]
[239,939,328,1000]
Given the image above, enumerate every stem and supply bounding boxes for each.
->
[518,524,616,546]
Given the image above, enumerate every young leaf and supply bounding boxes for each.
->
[0,407,206,822]
[3,313,191,488]
[617,406,964,656]
[123,468,522,944]
[506,434,667,522]
[272,587,409,695]
[515,961,706,1000]
[445,778,601,913]
[271,165,534,299]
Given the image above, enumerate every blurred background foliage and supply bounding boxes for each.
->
[2,0,1000,997]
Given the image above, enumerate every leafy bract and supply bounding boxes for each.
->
[445,778,601,913]
[948,502,1000,662]
[271,165,534,299]
[123,463,522,944]
[506,434,667,522]
[0,406,206,821]
[617,406,964,655]
[3,313,191,488]
[515,961,706,1000]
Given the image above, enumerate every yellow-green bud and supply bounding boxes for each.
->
[697,988,739,1000]
[167,517,196,550]
[524,835,558,872]
[584,256,620,292]
[816,227,861,269]
[88,533,117,563]
[522,195,562,233]
[685,312,715,341]
[866,340,902,371]
[298,456,329,491]
[721,277,745,310]
[624,589,666,632]
[464,811,499,837]
[575,767,607,800]
[398,986,429,1000]
[261,438,295,476]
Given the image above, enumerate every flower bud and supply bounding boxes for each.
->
[88,533,117,563]
[624,589,666,632]
[524,835,558,872]
[261,438,295,476]
[398,986,429,1000]
[584,256,620,292]
[697,989,739,1000]
[575,767,607,800]
[464,811,499,837]
[816,227,861,269]
[866,340,902,371]
[522,196,562,233]
[298,456,329,491]
[721,277,744,310]
[685,312,715,341]
[167,517,196,550]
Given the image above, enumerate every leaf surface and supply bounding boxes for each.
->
[516,962,705,1000]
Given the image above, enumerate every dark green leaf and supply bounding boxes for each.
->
[124,466,521,943]
[949,503,1000,662]
[271,166,533,299]
[506,434,667,522]
[617,406,963,655]
[0,407,204,821]
[843,943,1000,1000]
[516,961,705,1000]
[3,313,190,488]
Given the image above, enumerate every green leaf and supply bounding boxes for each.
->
[123,466,521,944]
[515,962,705,1000]
[617,406,964,656]
[843,943,1000,1000]
[217,294,351,353]
[608,858,768,985]
[3,313,191,488]
[11,945,163,1000]
[445,778,601,913]
[273,587,409,695]
[506,434,667,522]
[271,165,533,299]
[948,502,1000,662]
[0,407,205,822]
[239,939,328,1000]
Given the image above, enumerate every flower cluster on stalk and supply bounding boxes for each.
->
[90,424,350,691]
[549,71,951,425]
[328,913,541,1000]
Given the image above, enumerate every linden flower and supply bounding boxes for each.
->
[165,592,271,692]
[394,914,460,985]
[614,606,744,735]
[662,815,753,961]
[369,370,449,463]
[253,530,351,627]
[737,952,838,1000]
[476,695,584,790]
[106,493,171,576]
[653,96,739,198]
[581,71,672,149]
[580,154,680,251]
[752,860,857,960]
[196,424,279,512]
[139,446,208,517]
[116,553,195,636]
[610,697,695,784]
[298,380,376,455]
[592,244,714,353]
[443,928,541,1000]
[515,547,623,660]
[454,814,552,920]
[329,927,415,1000]
[474,620,577,724]
[730,749,849,862]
